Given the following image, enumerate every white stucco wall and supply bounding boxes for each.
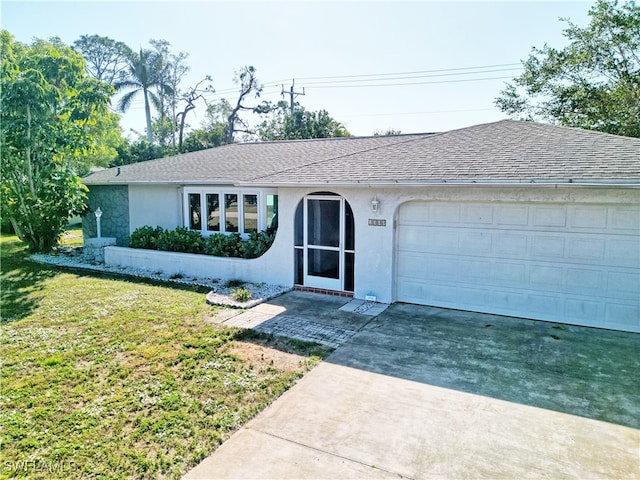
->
[284,185,639,304]
[128,184,182,233]
[115,183,638,306]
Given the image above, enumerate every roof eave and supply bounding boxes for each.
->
[238,179,640,188]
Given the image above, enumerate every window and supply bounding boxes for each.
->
[225,194,239,232]
[243,194,258,234]
[267,194,278,233]
[183,189,277,237]
[206,194,220,231]
[189,193,201,230]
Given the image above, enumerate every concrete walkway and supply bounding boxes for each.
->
[186,293,640,479]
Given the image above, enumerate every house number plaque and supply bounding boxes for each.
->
[368,219,386,227]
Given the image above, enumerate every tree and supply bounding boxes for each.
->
[181,101,229,152]
[258,103,351,140]
[114,48,173,143]
[176,77,213,152]
[495,0,640,137]
[149,39,190,149]
[223,66,272,144]
[72,34,133,84]
[373,128,402,136]
[1,31,112,252]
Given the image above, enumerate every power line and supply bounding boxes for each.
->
[300,67,521,86]
[305,75,516,89]
[279,63,522,82]
[339,108,498,119]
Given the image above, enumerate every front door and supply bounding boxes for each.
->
[304,196,343,290]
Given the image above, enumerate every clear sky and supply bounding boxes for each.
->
[1,0,593,137]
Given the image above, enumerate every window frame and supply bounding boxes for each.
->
[182,187,277,238]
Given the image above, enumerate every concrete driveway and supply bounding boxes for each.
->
[185,293,640,479]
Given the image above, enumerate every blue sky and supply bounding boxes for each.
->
[2,1,593,136]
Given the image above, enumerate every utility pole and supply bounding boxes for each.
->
[281,79,305,114]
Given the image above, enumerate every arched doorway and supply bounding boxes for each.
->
[294,192,354,292]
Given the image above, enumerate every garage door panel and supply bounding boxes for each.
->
[608,238,639,267]
[531,236,566,258]
[396,253,428,278]
[565,299,601,322]
[496,205,529,225]
[567,268,603,293]
[462,205,493,224]
[532,206,567,227]
[495,234,528,256]
[610,208,640,230]
[528,294,562,315]
[571,206,608,229]
[568,238,606,260]
[529,265,564,288]
[430,204,461,223]
[606,303,640,328]
[396,200,640,333]
[607,271,640,298]
[493,262,526,284]
[460,231,492,253]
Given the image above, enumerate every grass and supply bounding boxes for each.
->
[0,234,330,479]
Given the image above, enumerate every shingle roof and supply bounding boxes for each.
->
[82,133,432,185]
[83,120,640,187]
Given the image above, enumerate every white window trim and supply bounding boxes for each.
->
[182,187,276,239]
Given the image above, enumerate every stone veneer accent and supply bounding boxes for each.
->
[82,185,130,246]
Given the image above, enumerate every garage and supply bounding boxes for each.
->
[396,199,640,333]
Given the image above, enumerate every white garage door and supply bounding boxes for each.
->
[396,201,640,333]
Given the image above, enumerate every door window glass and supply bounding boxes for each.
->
[307,199,340,247]
[307,248,340,279]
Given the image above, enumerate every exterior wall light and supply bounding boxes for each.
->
[371,196,380,214]
[95,207,103,238]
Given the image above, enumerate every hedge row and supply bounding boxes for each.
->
[128,226,275,259]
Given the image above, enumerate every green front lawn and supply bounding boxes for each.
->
[0,235,329,479]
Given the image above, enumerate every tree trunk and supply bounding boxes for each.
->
[143,86,153,143]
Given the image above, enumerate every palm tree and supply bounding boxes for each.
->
[114,48,173,143]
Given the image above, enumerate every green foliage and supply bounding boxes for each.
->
[242,230,276,259]
[258,104,351,140]
[72,34,133,84]
[182,124,227,152]
[114,47,174,143]
[495,0,640,137]
[112,138,168,165]
[231,287,252,303]
[128,226,275,259]
[0,31,112,252]
[154,227,204,254]
[223,279,244,289]
[204,232,243,257]
[128,225,164,249]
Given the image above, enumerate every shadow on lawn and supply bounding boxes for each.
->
[0,239,57,324]
[0,236,214,324]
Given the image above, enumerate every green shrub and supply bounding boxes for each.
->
[129,226,276,259]
[204,233,243,257]
[129,225,163,249]
[241,230,276,259]
[154,227,204,254]
[232,287,252,302]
